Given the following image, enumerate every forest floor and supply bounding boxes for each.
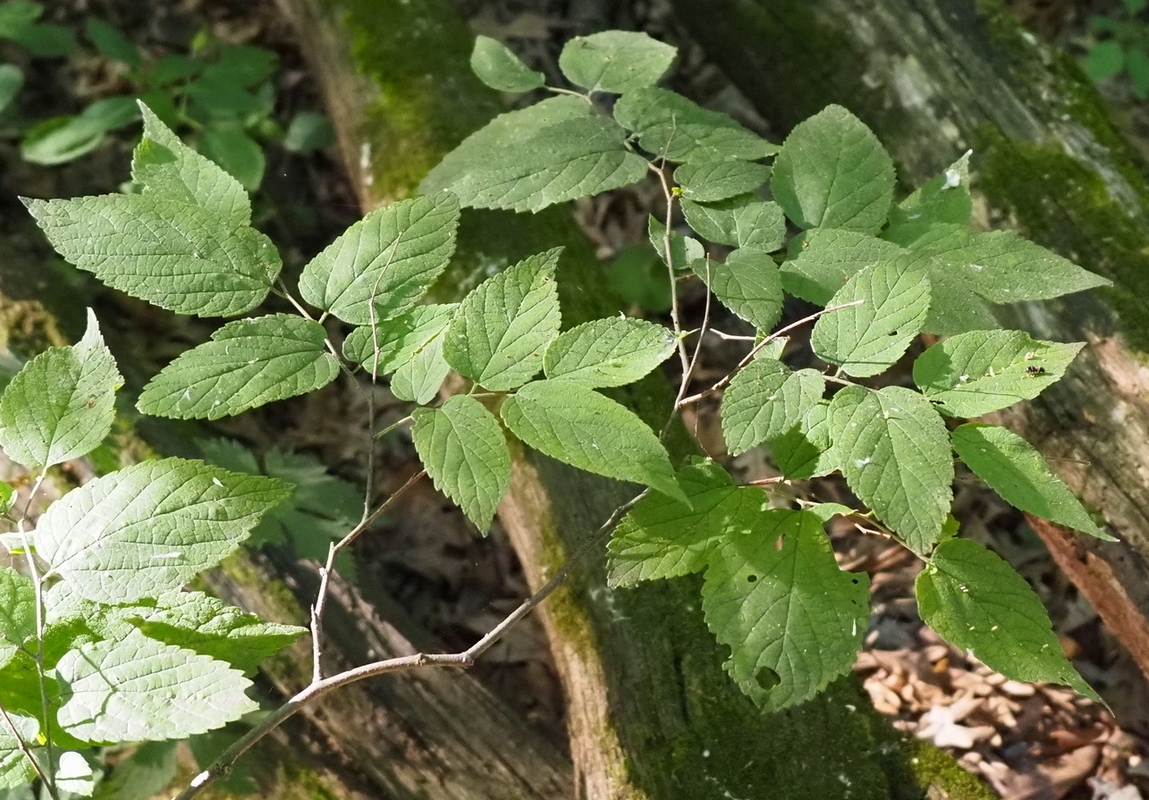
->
[5,0,1149,798]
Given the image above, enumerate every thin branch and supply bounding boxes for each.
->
[705,329,757,342]
[545,85,594,105]
[664,254,713,438]
[678,299,865,407]
[0,702,50,791]
[373,415,413,440]
[277,281,315,321]
[172,491,644,800]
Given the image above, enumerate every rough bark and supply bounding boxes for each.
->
[273,1,996,798]
[670,0,1149,714]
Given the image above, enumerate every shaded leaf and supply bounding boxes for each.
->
[543,317,676,388]
[470,35,544,93]
[675,159,770,202]
[693,248,783,333]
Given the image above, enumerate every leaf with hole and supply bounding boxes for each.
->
[702,509,869,711]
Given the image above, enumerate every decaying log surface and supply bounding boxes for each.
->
[273,1,998,798]
[670,0,1149,709]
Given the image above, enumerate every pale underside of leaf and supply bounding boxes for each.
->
[543,317,677,388]
[558,30,676,94]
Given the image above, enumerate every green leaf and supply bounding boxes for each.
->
[905,251,1000,336]
[770,401,839,480]
[0,711,36,790]
[200,126,265,191]
[913,330,1083,417]
[951,423,1112,540]
[342,304,456,375]
[693,248,783,333]
[771,105,895,233]
[917,538,1098,699]
[8,21,73,57]
[1127,47,1149,98]
[543,317,676,388]
[133,103,251,227]
[299,192,460,325]
[607,461,765,587]
[121,591,306,672]
[829,386,952,553]
[702,509,869,711]
[721,358,824,455]
[283,111,336,153]
[0,0,39,38]
[21,113,110,166]
[501,380,685,502]
[412,395,511,531]
[444,248,561,391]
[894,224,1109,303]
[889,151,972,228]
[0,64,22,114]
[780,228,904,306]
[674,160,770,202]
[202,44,277,88]
[614,87,777,163]
[137,314,340,420]
[421,96,647,212]
[680,195,785,251]
[557,30,675,94]
[811,260,930,377]
[35,457,290,603]
[648,214,703,270]
[0,309,121,468]
[607,244,672,313]
[1085,41,1125,82]
[0,567,34,656]
[25,193,280,317]
[55,629,258,743]
[92,740,178,800]
[0,482,13,515]
[470,35,544,93]
[391,324,452,405]
[85,18,140,67]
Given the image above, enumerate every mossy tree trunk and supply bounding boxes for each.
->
[272,1,997,798]
[670,0,1149,701]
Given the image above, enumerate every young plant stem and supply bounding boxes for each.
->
[173,491,645,800]
[664,255,713,439]
[677,299,865,407]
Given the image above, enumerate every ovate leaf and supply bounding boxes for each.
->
[811,260,930,377]
[0,567,35,652]
[607,461,765,586]
[721,358,824,456]
[543,317,676,388]
[133,103,250,227]
[614,87,777,163]
[0,309,121,468]
[342,305,456,376]
[896,224,1109,303]
[952,423,1112,540]
[299,192,460,325]
[444,248,561,391]
[501,380,685,502]
[829,386,952,553]
[674,160,770,203]
[917,538,1098,699]
[421,96,647,212]
[470,35,544,93]
[558,31,676,94]
[913,330,1083,417]
[199,126,265,191]
[702,510,869,710]
[25,194,280,317]
[412,395,511,532]
[693,248,783,333]
[86,18,141,68]
[35,457,290,603]
[55,629,258,743]
[771,105,895,233]
[681,195,785,251]
[392,326,452,405]
[648,214,703,270]
[138,314,339,420]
